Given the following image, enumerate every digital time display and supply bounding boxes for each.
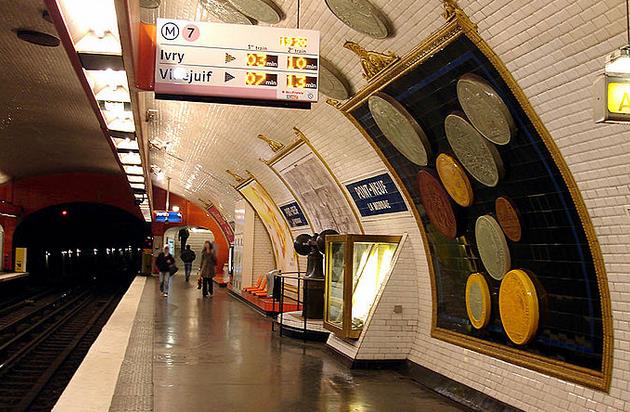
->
[280,36,307,48]
[287,75,317,89]
[246,53,279,68]
[155,19,319,106]
[246,72,278,87]
[287,56,318,71]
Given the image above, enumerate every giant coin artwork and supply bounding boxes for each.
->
[475,214,510,280]
[325,0,389,39]
[200,0,253,24]
[227,0,281,23]
[457,73,516,145]
[319,60,350,100]
[417,169,458,239]
[445,113,504,187]
[436,153,474,207]
[495,196,522,242]
[369,93,431,166]
[465,273,491,329]
[499,269,539,345]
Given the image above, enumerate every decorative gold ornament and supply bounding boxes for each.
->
[326,98,342,109]
[257,134,284,152]
[499,269,539,345]
[292,126,308,141]
[226,169,245,183]
[442,0,465,22]
[465,273,491,329]
[343,41,399,80]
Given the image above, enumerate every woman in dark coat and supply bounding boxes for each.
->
[199,241,217,297]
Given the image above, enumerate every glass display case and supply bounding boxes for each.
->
[324,234,401,339]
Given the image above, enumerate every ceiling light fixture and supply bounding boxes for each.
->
[605,0,630,75]
[16,29,60,47]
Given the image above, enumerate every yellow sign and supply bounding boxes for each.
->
[607,82,630,114]
[15,248,27,273]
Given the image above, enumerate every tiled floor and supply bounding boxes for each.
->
[117,275,464,412]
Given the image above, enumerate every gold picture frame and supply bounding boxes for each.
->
[333,3,612,391]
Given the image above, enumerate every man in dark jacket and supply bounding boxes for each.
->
[178,227,190,249]
[156,246,176,297]
[180,245,196,282]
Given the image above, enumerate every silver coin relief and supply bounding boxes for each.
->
[475,215,511,280]
[369,93,431,166]
[457,74,515,145]
[319,60,350,100]
[227,0,282,23]
[444,113,504,187]
[469,282,483,320]
[325,0,389,39]
[200,0,253,24]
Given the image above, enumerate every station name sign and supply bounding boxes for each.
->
[154,19,320,109]
[280,201,308,228]
[594,74,630,123]
[346,173,408,217]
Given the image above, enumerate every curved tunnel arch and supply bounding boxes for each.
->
[13,202,149,278]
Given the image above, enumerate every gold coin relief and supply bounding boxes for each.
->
[499,269,539,345]
[436,153,474,207]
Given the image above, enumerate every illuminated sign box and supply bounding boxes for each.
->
[154,19,320,109]
[593,74,630,123]
[154,210,183,223]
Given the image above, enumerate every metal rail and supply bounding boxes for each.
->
[12,295,118,412]
[0,290,91,361]
[0,285,125,412]
[0,289,52,320]
[0,290,78,336]
[273,273,324,341]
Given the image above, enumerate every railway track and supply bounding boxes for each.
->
[0,285,125,412]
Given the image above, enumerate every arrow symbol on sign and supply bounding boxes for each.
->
[224,72,235,82]
[225,53,236,63]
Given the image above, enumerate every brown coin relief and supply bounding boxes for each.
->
[495,196,522,242]
[417,169,458,240]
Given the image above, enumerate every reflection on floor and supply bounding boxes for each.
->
[147,276,464,411]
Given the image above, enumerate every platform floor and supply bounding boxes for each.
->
[105,276,464,412]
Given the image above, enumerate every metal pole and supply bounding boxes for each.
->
[280,276,285,337]
[303,278,308,342]
[166,177,171,210]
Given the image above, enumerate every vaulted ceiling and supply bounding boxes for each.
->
[0,0,120,182]
[143,0,449,220]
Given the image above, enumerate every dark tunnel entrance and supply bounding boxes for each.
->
[13,203,150,283]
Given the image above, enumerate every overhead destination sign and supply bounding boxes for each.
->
[154,19,320,109]
[154,210,183,223]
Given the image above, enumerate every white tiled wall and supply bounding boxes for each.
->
[155,0,630,410]
[252,213,276,277]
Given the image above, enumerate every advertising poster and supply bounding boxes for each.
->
[239,180,299,274]
[272,143,361,234]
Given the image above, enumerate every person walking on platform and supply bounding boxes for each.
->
[156,246,176,297]
[178,227,190,249]
[180,244,196,282]
[199,241,217,297]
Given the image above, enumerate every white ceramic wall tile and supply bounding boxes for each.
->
[147,0,630,410]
